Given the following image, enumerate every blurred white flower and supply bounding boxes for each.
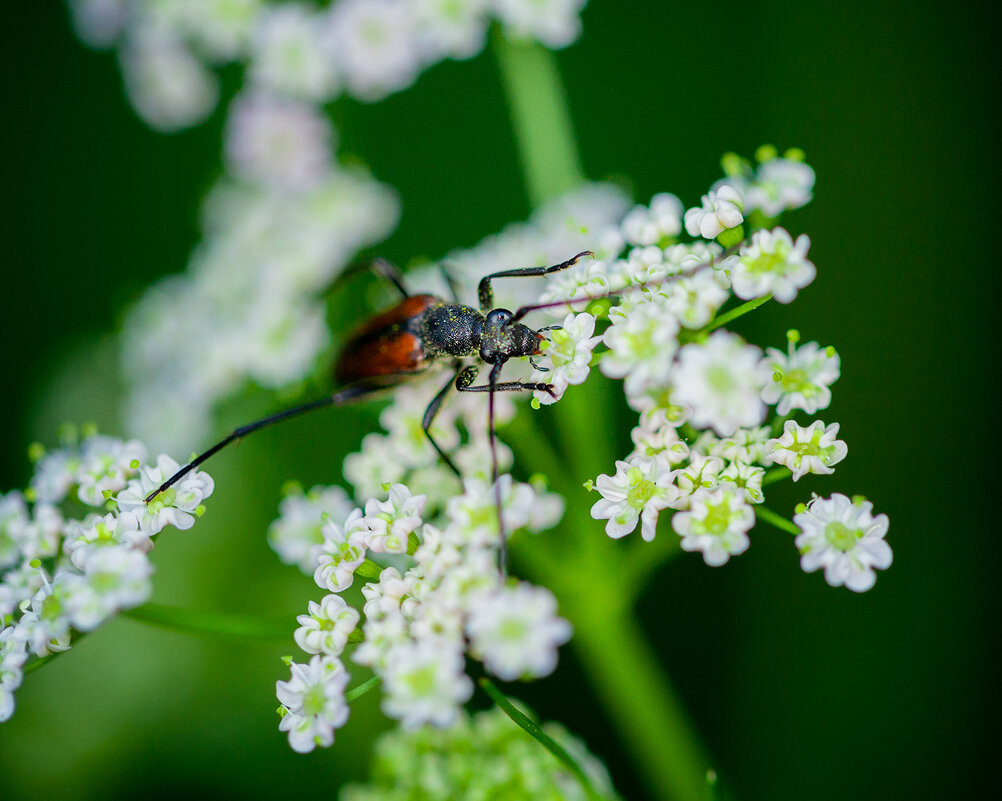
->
[672,331,768,436]
[491,0,588,49]
[466,583,571,680]
[120,30,219,132]
[225,91,335,191]
[381,638,472,729]
[249,3,338,101]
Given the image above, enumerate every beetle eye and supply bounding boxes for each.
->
[487,309,512,326]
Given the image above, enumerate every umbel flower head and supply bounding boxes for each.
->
[0,427,215,722]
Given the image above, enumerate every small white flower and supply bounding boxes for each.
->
[182,0,263,63]
[75,435,146,507]
[745,158,816,217]
[268,485,354,574]
[1,626,28,722]
[766,420,848,481]
[659,270,730,329]
[761,339,840,415]
[794,494,891,592]
[530,312,602,404]
[730,228,815,304]
[120,30,219,132]
[536,256,611,315]
[620,193,683,246]
[600,301,680,396]
[491,0,587,49]
[61,545,154,631]
[225,91,334,191]
[719,460,765,504]
[312,509,368,592]
[343,433,408,500]
[117,455,214,535]
[361,567,414,621]
[29,449,79,504]
[249,4,338,101]
[362,484,426,554]
[466,584,571,680]
[672,331,768,436]
[629,416,690,467]
[294,594,360,657]
[277,655,350,752]
[676,452,726,501]
[672,485,754,566]
[379,380,461,467]
[715,426,773,466]
[444,476,534,548]
[351,611,409,670]
[325,0,422,101]
[12,586,73,657]
[380,638,472,729]
[684,185,744,240]
[64,511,149,569]
[590,456,682,541]
[67,0,128,49]
[414,0,489,61]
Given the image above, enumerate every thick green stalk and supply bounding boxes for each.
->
[492,32,586,207]
[563,585,715,801]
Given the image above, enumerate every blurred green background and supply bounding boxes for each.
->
[2,1,998,800]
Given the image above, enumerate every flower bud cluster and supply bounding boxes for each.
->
[1,427,214,722]
[274,478,570,752]
[341,704,616,801]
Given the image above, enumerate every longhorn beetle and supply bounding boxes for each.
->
[144,251,595,573]
[144,247,733,573]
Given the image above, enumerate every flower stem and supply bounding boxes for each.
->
[755,505,800,536]
[699,294,772,335]
[479,677,612,801]
[122,602,292,640]
[492,30,586,208]
[564,586,715,801]
[345,675,381,703]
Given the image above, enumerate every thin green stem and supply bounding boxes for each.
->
[762,466,791,486]
[122,602,292,640]
[345,675,381,703]
[479,677,611,801]
[755,505,800,536]
[23,651,61,675]
[698,294,773,336]
[492,31,586,207]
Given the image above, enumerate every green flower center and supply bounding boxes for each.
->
[405,665,436,696]
[706,365,734,394]
[499,619,527,641]
[302,683,327,717]
[627,473,656,510]
[824,521,861,551]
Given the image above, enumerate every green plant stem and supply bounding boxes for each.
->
[479,678,610,801]
[492,31,586,207]
[564,587,714,801]
[755,505,800,536]
[345,675,381,703]
[762,466,791,485]
[122,602,292,640]
[700,294,772,335]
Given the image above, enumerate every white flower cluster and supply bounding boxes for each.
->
[120,164,398,455]
[718,146,816,219]
[69,0,592,130]
[1,428,214,722]
[274,479,570,752]
[493,155,894,591]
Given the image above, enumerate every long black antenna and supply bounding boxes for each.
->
[144,383,384,503]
